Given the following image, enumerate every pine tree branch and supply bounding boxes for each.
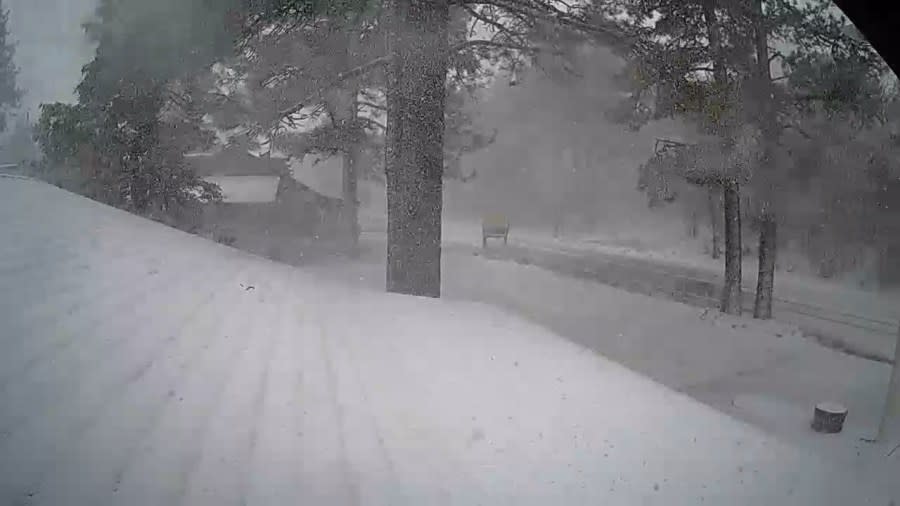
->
[452,39,538,54]
[269,0,631,129]
[361,116,386,131]
[358,100,387,111]
[277,55,391,119]
[457,0,631,49]
[462,4,526,44]
[276,38,536,126]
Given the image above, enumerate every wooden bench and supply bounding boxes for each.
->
[482,214,510,248]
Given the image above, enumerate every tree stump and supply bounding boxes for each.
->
[811,402,848,434]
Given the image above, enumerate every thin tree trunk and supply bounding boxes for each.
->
[753,215,776,319]
[708,185,721,259]
[329,84,362,253]
[878,323,900,442]
[702,0,741,313]
[721,180,743,315]
[689,210,698,238]
[327,17,362,255]
[701,0,728,90]
[553,213,563,238]
[750,0,779,318]
[385,0,449,297]
[342,138,360,251]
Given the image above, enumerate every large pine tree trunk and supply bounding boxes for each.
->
[385,0,449,297]
[753,215,776,319]
[721,180,743,315]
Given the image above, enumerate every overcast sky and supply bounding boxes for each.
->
[7,0,96,117]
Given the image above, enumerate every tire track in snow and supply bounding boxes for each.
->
[0,248,211,396]
[106,272,277,506]
[314,313,361,506]
[318,292,402,505]
[2,266,255,506]
[179,273,287,506]
[327,296,487,505]
[0,250,229,441]
[243,270,321,506]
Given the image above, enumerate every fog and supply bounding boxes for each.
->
[11,0,892,286]
[7,0,96,115]
[2,2,900,504]
[445,45,693,250]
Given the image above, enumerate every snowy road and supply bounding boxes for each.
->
[453,237,899,364]
[1,177,894,505]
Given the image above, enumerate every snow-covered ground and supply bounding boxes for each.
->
[2,177,895,504]
[316,232,900,500]
[426,218,900,362]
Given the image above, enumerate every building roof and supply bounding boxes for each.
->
[203,175,281,204]
[186,146,287,177]
[0,176,886,505]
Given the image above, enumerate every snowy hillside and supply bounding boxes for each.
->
[0,176,888,505]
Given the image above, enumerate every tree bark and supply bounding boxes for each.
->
[329,85,361,254]
[701,0,728,89]
[753,215,776,319]
[701,0,741,313]
[341,136,360,252]
[878,324,900,442]
[750,0,780,319]
[385,0,449,298]
[707,186,722,259]
[325,16,363,255]
[721,180,743,315]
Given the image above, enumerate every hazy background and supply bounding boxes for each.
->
[443,45,692,251]
[7,0,96,117]
[8,0,888,286]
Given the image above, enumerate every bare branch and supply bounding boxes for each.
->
[463,4,524,43]
[782,122,813,140]
[362,116,387,131]
[461,0,631,49]
[451,39,537,54]
[358,100,387,111]
[277,55,391,120]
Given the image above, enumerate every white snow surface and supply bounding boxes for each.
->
[203,175,281,204]
[0,177,889,505]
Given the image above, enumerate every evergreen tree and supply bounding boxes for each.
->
[242,0,626,297]
[0,1,21,133]
[36,0,235,216]
[611,0,883,316]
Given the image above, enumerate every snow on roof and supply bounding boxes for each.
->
[0,176,888,505]
[202,175,280,204]
[186,147,287,177]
